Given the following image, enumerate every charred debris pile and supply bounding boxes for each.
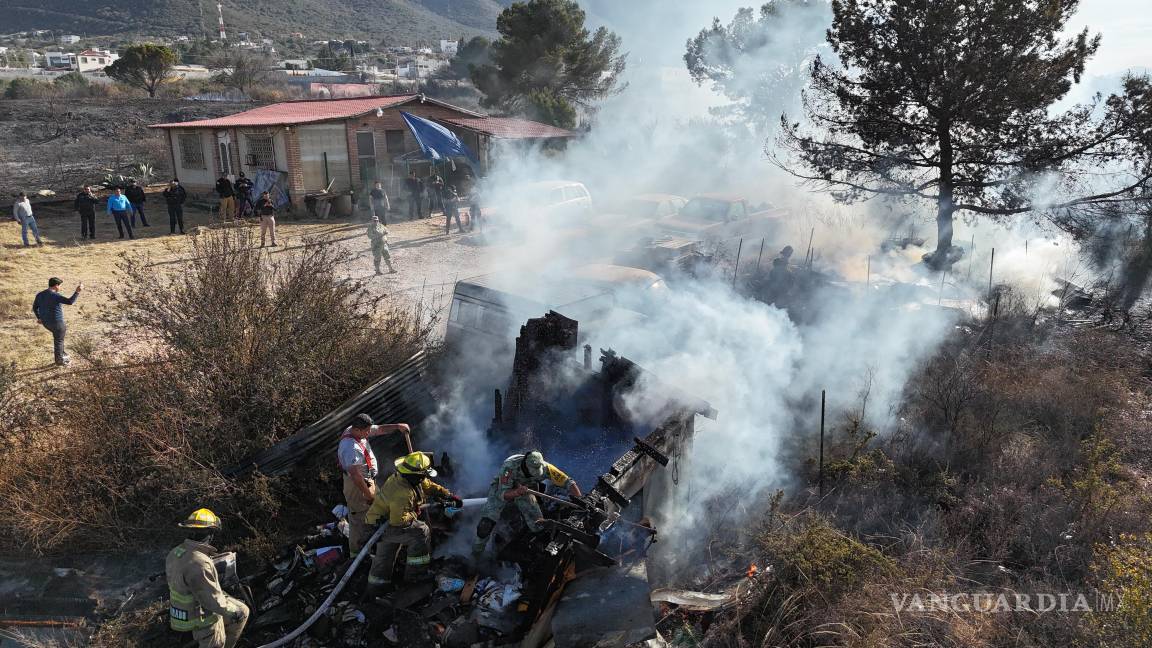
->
[185,312,719,647]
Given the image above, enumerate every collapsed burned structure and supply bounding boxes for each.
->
[474,311,718,645]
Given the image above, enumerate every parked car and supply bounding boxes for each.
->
[656,194,786,240]
[486,180,594,227]
[609,193,688,220]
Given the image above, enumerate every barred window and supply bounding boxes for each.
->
[246,134,275,170]
[178,133,205,169]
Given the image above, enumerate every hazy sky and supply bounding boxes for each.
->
[584,0,1150,116]
[1070,0,1152,77]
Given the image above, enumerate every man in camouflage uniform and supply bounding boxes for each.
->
[472,451,581,555]
[367,215,395,274]
[165,508,248,648]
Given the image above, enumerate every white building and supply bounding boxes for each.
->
[44,51,76,69]
[439,39,459,56]
[76,49,117,72]
[395,55,446,79]
[59,34,80,45]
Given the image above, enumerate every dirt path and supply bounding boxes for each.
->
[0,203,496,372]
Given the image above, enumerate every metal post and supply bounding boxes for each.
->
[732,238,744,289]
[938,268,947,306]
[805,227,815,266]
[755,238,766,272]
[818,389,826,497]
[865,255,871,292]
[988,247,995,295]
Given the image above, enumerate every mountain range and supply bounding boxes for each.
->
[0,0,518,42]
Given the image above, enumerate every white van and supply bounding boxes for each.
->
[485,180,594,226]
[444,264,667,350]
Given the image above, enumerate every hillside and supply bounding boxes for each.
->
[0,0,514,42]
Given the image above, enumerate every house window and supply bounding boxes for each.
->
[178,133,205,169]
[245,134,275,169]
[385,129,405,154]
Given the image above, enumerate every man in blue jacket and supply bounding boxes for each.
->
[107,187,134,239]
[33,277,82,366]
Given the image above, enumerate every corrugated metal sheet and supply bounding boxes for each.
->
[227,351,438,477]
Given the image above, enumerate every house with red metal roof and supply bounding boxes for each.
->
[149,94,576,205]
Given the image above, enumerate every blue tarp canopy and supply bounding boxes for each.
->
[400,111,480,165]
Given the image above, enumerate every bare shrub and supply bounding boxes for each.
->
[0,230,436,552]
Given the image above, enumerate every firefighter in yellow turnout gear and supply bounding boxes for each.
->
[365,452,461,595]
[473,451,581,555]
[165,508,249,648]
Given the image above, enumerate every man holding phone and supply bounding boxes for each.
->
[32,277,82,366]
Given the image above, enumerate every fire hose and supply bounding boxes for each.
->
[254,497,484,648]
[254,523,387,648]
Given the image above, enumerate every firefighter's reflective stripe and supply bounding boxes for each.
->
[406,553,431,566]
[169,588,219,631]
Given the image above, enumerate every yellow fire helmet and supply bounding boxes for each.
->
[178,508,222,530]
[395,451,437,477]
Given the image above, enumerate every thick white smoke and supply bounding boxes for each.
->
[422,0,1111,570]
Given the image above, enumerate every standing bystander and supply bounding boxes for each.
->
[107,187,134,239]
[74,186,98,240]
[468,187,483,232]
[234,172,254,218]
[428,173,445,215]
[443,185,465,235]
[369,182,390,224]
[124,179,150,228]
[367,215,395,274]
[12,192,42,247]
[255,191,277,247]
[404,171,424,220]
[162,179,187,235]
[215,174,235,221]
[32,277,82,366]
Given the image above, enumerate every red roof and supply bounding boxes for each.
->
[437,116,576,140]
[150,95,478,129]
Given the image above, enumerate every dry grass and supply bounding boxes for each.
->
[0,225,435,553]
[0,202,370,372]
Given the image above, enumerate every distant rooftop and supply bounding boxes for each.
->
[149,97,576,141]
[149,95,478,129]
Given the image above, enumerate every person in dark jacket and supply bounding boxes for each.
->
[234,172,254,218]
[369,181,390,224]
[443,186,465,235]
[404,171,424,220]
[73,185,98,239]
[162,179,188,235]
[468,188,482,233]
[124,179,149,228]
[256,191,277,247]
[32,277,82,366]
[215,175,235,221]
[428,173,445,215]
